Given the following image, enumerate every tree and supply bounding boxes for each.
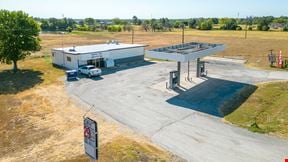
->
[150,19,157,32]
[123,24,132,32]
[283,24,288,32]
[84,18,96,31]
[211,18,219,24]
[132,16,138,25]
[174,21,182,28]
[160,18,172,31]
[188,19,197,28]
[112,18,123,25]
[40,19,50,31]
[256,16,273,31]
[220,18,238,30]
[0,10,41,72]
[142,20,150,31]
[84,18,95,26]
[198,20,213,30]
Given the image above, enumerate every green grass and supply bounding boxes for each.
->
[0,56,64,88]
[225,81,288,138]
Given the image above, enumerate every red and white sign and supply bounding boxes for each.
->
[84,117,98,160]
[84,126,91,139]
[278,50,283,68]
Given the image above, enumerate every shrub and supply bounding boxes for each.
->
[236,26,242,31]
[107,25,122,32]
[219,18,238,30]
[76,25,89,31]
[199,21,213,30]
[260,25,270,31]
[283,25,288,31]
[66,26,73,32]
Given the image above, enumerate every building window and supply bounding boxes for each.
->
[67,56,71,62]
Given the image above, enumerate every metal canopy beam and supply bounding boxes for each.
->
[146,42,225,62]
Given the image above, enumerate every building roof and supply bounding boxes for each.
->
[52,43,147,55]
[147,42,225,62]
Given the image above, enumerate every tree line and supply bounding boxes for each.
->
[35,16,288,32]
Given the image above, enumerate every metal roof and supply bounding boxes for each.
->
[147,42,225,62]
[52,43,147,55]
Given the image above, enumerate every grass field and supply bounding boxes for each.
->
[225,81,288,139]
[0,57,178,161]
[36,30,288,70]
[1,30,288,160]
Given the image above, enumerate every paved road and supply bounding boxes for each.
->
[67,60,288,162]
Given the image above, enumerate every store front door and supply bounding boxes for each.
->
[87,58,104,68]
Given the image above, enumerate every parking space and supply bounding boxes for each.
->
[67,60,288,161]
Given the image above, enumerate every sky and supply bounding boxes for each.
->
[0,0,288,19]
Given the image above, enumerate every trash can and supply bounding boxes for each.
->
[66,70,78,81]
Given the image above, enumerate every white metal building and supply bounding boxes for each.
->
[51,43,147,69]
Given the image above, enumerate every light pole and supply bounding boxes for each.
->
[132,29,134,44]
[245,17,248,39]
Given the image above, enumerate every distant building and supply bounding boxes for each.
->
[269,23,285,29]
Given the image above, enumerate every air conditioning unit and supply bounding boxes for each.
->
[69,46,76,52]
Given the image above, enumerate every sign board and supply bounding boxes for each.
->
[84,117,98,160]
[91,53,102,59]
[79,53,103,61]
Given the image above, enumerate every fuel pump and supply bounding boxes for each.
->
[169,70,179,89]
[199,61,207,77]
[196,58,207,77]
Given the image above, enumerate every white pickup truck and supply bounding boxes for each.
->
[78,65,102,77]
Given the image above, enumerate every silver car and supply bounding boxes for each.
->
[78,65,102,77]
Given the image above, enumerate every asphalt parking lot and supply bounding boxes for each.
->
[67,59,288,162]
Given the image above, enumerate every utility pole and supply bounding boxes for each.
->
[245,24,248,39]
[182,26,185,44]
[132,29,134,44]
[245,16,248,39]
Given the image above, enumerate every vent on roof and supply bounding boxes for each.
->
[69,46,76,52]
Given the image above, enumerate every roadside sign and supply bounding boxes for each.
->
[84,117,98,160]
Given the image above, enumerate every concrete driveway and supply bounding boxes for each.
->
[67,60,288,162]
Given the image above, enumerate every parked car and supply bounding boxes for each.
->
[78,65,102,77]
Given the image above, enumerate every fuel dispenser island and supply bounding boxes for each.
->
[197,58,207,77]
[169,70,179,89]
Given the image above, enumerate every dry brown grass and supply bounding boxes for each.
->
[1,30,286,161]
[38,30,288,70]
[0,58,179,162]
[0,84,174,161]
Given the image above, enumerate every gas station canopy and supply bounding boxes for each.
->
[146,42,225,62]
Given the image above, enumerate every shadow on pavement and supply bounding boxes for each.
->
[65,61,155,82]
[0,69,44,94]
[166,77,257,117]
[101,61,155,76]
